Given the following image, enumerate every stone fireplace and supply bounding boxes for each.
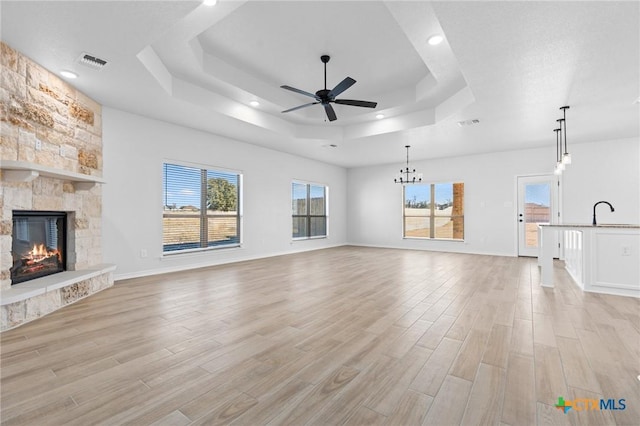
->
[11,211,67,284]
[1,42,114,330]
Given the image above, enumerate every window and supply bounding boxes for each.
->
[292,182,327,239]
[403,182,464,240]
[163,162,241,253]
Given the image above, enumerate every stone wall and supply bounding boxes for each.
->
[0,42,112,329]
[1,43,102,174]
[1,272,113,330]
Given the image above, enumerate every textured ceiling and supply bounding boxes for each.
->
[198,1,430,99]
[1,1,638,168]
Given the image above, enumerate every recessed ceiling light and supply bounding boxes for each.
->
[203,0,217,6]
[249,100,260,107]
[428,35,444,46]
[376,113,385,120]
[60,70,78,79]
[634,96,640,105]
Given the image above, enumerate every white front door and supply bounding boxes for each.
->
[517,175,559,257]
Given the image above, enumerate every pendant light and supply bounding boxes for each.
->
[554,128,563,175]
[560,106,571,164]
[556,119,565,172]
[394,145,423,184]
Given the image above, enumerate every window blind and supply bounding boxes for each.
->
[163,163,240,253]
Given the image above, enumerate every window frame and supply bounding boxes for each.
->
[402,182,464,241]
[292,180,328,240]
[162,160,243,256]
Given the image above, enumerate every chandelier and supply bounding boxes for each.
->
[394,145,422,184]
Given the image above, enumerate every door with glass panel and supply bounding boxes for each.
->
[517,175,558,257]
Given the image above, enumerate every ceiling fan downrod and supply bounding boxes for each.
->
[321,55,330,91]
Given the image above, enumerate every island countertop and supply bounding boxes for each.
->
[539,223,640,229]
[537,224,639,297]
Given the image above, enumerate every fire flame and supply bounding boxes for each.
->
[25,244,60,263]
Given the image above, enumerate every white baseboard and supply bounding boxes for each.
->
[113,243,347,281]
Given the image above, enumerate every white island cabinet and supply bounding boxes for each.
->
[538,224,640,298]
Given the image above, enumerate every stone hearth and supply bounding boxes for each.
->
[0,42,114,330]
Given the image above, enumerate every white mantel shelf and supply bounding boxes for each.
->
[0,160,105,190]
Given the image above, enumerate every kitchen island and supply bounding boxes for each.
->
[538,224,640,297]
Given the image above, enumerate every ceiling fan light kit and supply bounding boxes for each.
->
[280,55,378,122]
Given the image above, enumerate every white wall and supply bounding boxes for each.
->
[102,108,347,279]
[562,138,639,225]
[347,137,640,256]
[102,107,637,276]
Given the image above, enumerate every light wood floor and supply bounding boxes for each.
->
[1,246,639,425]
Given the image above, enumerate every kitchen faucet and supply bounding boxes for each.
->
[592,201,615,225]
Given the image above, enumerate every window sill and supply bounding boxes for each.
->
[403,237,465,242]
[292,236,327,242]
[162,244,241,258]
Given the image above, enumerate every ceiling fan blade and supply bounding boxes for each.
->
[335,99,378,108]
[323,103,337,122]
[328,77,356,98]
[280,85,319,99]
[281,102,319,113]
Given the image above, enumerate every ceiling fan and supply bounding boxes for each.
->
[280,55,378,122]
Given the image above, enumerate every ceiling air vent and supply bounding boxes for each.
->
[457,119,480,127]
[77,53,108,70]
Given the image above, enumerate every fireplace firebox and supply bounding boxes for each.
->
[10,211,67,285]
